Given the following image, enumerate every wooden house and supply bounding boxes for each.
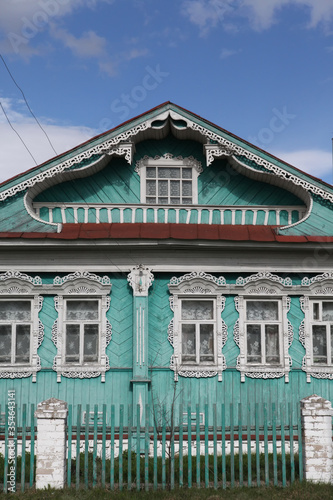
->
[1,102,333,423]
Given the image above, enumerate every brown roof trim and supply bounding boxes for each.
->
[0,223,330,243]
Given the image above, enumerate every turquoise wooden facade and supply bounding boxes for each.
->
[1,102,333,424]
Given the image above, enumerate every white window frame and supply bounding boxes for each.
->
[168,272,227,381]
[135,154,202,205]
[52,271,112,382]
[234,272,293,382]
[0,271,44,382]
[299,272,333,381]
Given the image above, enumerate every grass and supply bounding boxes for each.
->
[0,482,333,500]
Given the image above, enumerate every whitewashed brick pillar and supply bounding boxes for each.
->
[35,398,68,489]
[301,394,333,484]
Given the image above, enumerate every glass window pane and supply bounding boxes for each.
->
[200,324,214,361]
[182,181,192,197]
[15,325,30,363]
[146,197,155,204]
[158,197,168,204]
[312,325,327,363]
[0,301,31,321]
[84,325,99,362]
[146,167,156,178]
[246,301,278,321]
[170,168,180,178]
[66,301,98,321]
[182,324,196,362]
[322,302,333,321]
[313,303,320,320]
[182,168,192,179]
[170,181,180,196]
[265,325,280,364]
[158,180,168,196]
[158,167,170,178]
[182,198,192,205]
[146,180,156,196]
[0,325,12,363]
[182,300,213,320]
[66,324,80,362]
[247,324,261,363]
[170,198,180,204]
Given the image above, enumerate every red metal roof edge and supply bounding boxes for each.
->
[0,224,331,243]
[1,101,332,192]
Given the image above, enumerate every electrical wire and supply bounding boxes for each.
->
[0,53,58,157]
[0,100,38,166]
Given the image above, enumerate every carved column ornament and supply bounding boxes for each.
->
[127,265,154,297]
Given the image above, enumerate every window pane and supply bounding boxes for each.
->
[0,325,11,363]
[146,167,156,178]
[158,197,168,204]
[322,302,333,321]
[312,325,327,364]
[158,180,168,196]
[170,198,180,204]
[200,324,214,361]
[182,324,196,362]
[247,324,261,363]
[146,180,156,196]
[66,324,80,362]
[84,325,99,362]
[15,325,30,363]
[182,198,192,205]
[0,301,31,321]
[265,325,280,364]
[170,181,180,196]
[182,300,213,320]
[182,181,192,197]
[169,168,180,178]
[313,303,319,320]
[146,197,155,204]
[158,167,169,178]
[246,301,278,321]
[182,168,192,179]
[66,301,98,321]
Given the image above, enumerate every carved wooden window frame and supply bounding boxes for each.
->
[300,273,333,381]
[51,271,112,382]
[0,271,44,382]
[135,154,202,205]
[234,272,293,382]
[168,272,227,381]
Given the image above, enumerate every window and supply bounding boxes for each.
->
[168,272,227,381]
[245,301,281,365]
[180,299,215,364]
[0,271,44,382]
[0,301,32,365]
[52,271,112,382]
[146,166,193,205]
[234,272,293,382]
[311,301,333,365]
[136,154,202,205]
[64,300,99,365]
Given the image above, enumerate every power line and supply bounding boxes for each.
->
[0,100,38,166]
[0,53,58,157]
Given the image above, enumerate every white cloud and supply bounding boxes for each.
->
[220,47,241,59]
[0,97,97,183]
[273,149,333,182]
[181,0,333,33]
[50,25,107,58]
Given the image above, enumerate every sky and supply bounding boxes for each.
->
[0,0,333,185]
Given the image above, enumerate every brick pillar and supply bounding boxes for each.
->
[35,398,68,489]
[301,394,333,484]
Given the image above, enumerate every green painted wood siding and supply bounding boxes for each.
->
[0,193,56,233]
[34,137,303,209]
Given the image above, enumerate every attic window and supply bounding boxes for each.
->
[135,154,202,205]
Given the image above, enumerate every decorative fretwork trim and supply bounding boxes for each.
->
[0,270,42,286]
[236,272,292,287]
[127,265,154,297]
[54,271,111,286]
[135,154,203,174]
[302,272,333,287]
[169,271,226,287]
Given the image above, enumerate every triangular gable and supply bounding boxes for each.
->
[1,102,333,237]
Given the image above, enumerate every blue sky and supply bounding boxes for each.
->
[0,0,333,184]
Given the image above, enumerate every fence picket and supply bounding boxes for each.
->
[255,403,260,487]
[136,404,140,491]
[264,403,269,486]
[179,404,183,488]
[238,403,243,487]
[67,404,72,487]
[162,405,166,490]
[84,404,89,489]
[75,404,81,490]
[280,403,286,487]
[127,405,132,490]
[213,404,217,490]
[29,404,35,489]
[272,402,278,486]
[145,404,149,492]
[21,404,26,492]
[119,405,124,491]
[230,403,235,488]
[110,405,115,490]
[222,403,226,489]
[187,404,192,488]
[101,404,106,488]
[196,404,200,488]
[153,411,157,490]
[289,403,295,484]
[298,402,303,482]
[92,404,98,488]
[204,404,209,489]
[247,403,251,487]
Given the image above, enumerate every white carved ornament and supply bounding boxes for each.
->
[127,265,154,296]
[169,271,226,287]
[135,154,203,174]
[0,270,42,286]
[54,271,111,286]
[236,272,292,287]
